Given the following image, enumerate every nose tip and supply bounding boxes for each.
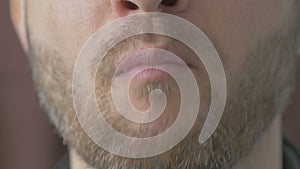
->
[111,0,187,17]
[120,1,139,10]
[129,0,162,12]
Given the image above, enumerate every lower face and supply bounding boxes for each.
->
[25,0,300,168]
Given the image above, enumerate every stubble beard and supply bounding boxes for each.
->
[26,11,300,169]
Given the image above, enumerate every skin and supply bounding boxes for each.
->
[10,0,300,168]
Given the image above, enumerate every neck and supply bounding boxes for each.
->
[70,149,93,169]
[233,114,282,169]
[70,115,282,169]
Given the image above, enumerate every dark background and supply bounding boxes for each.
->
[1,0,299,169]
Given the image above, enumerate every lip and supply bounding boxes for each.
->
[114,47,196,82]
[116,64,187,83]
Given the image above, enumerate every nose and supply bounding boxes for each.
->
[111,0,189,17]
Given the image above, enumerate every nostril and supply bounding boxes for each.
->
[161,0,178,6]
[121,0,139,10]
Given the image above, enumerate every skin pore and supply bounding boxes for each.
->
[11,0,300,168]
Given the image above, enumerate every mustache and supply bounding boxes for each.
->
[104,34,192,99]
[105,34,196,69]
[96,34,200,104]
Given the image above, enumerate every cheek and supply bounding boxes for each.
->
[50,0,111,28]
[180,0,288,79]
[47,0,113,64]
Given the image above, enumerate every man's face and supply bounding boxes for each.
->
[24,0,299,168]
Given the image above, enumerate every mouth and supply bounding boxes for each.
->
[114,47,196,83]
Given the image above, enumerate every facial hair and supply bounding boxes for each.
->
[26,10,300,169]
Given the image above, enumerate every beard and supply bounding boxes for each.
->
[26,12,300,169]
